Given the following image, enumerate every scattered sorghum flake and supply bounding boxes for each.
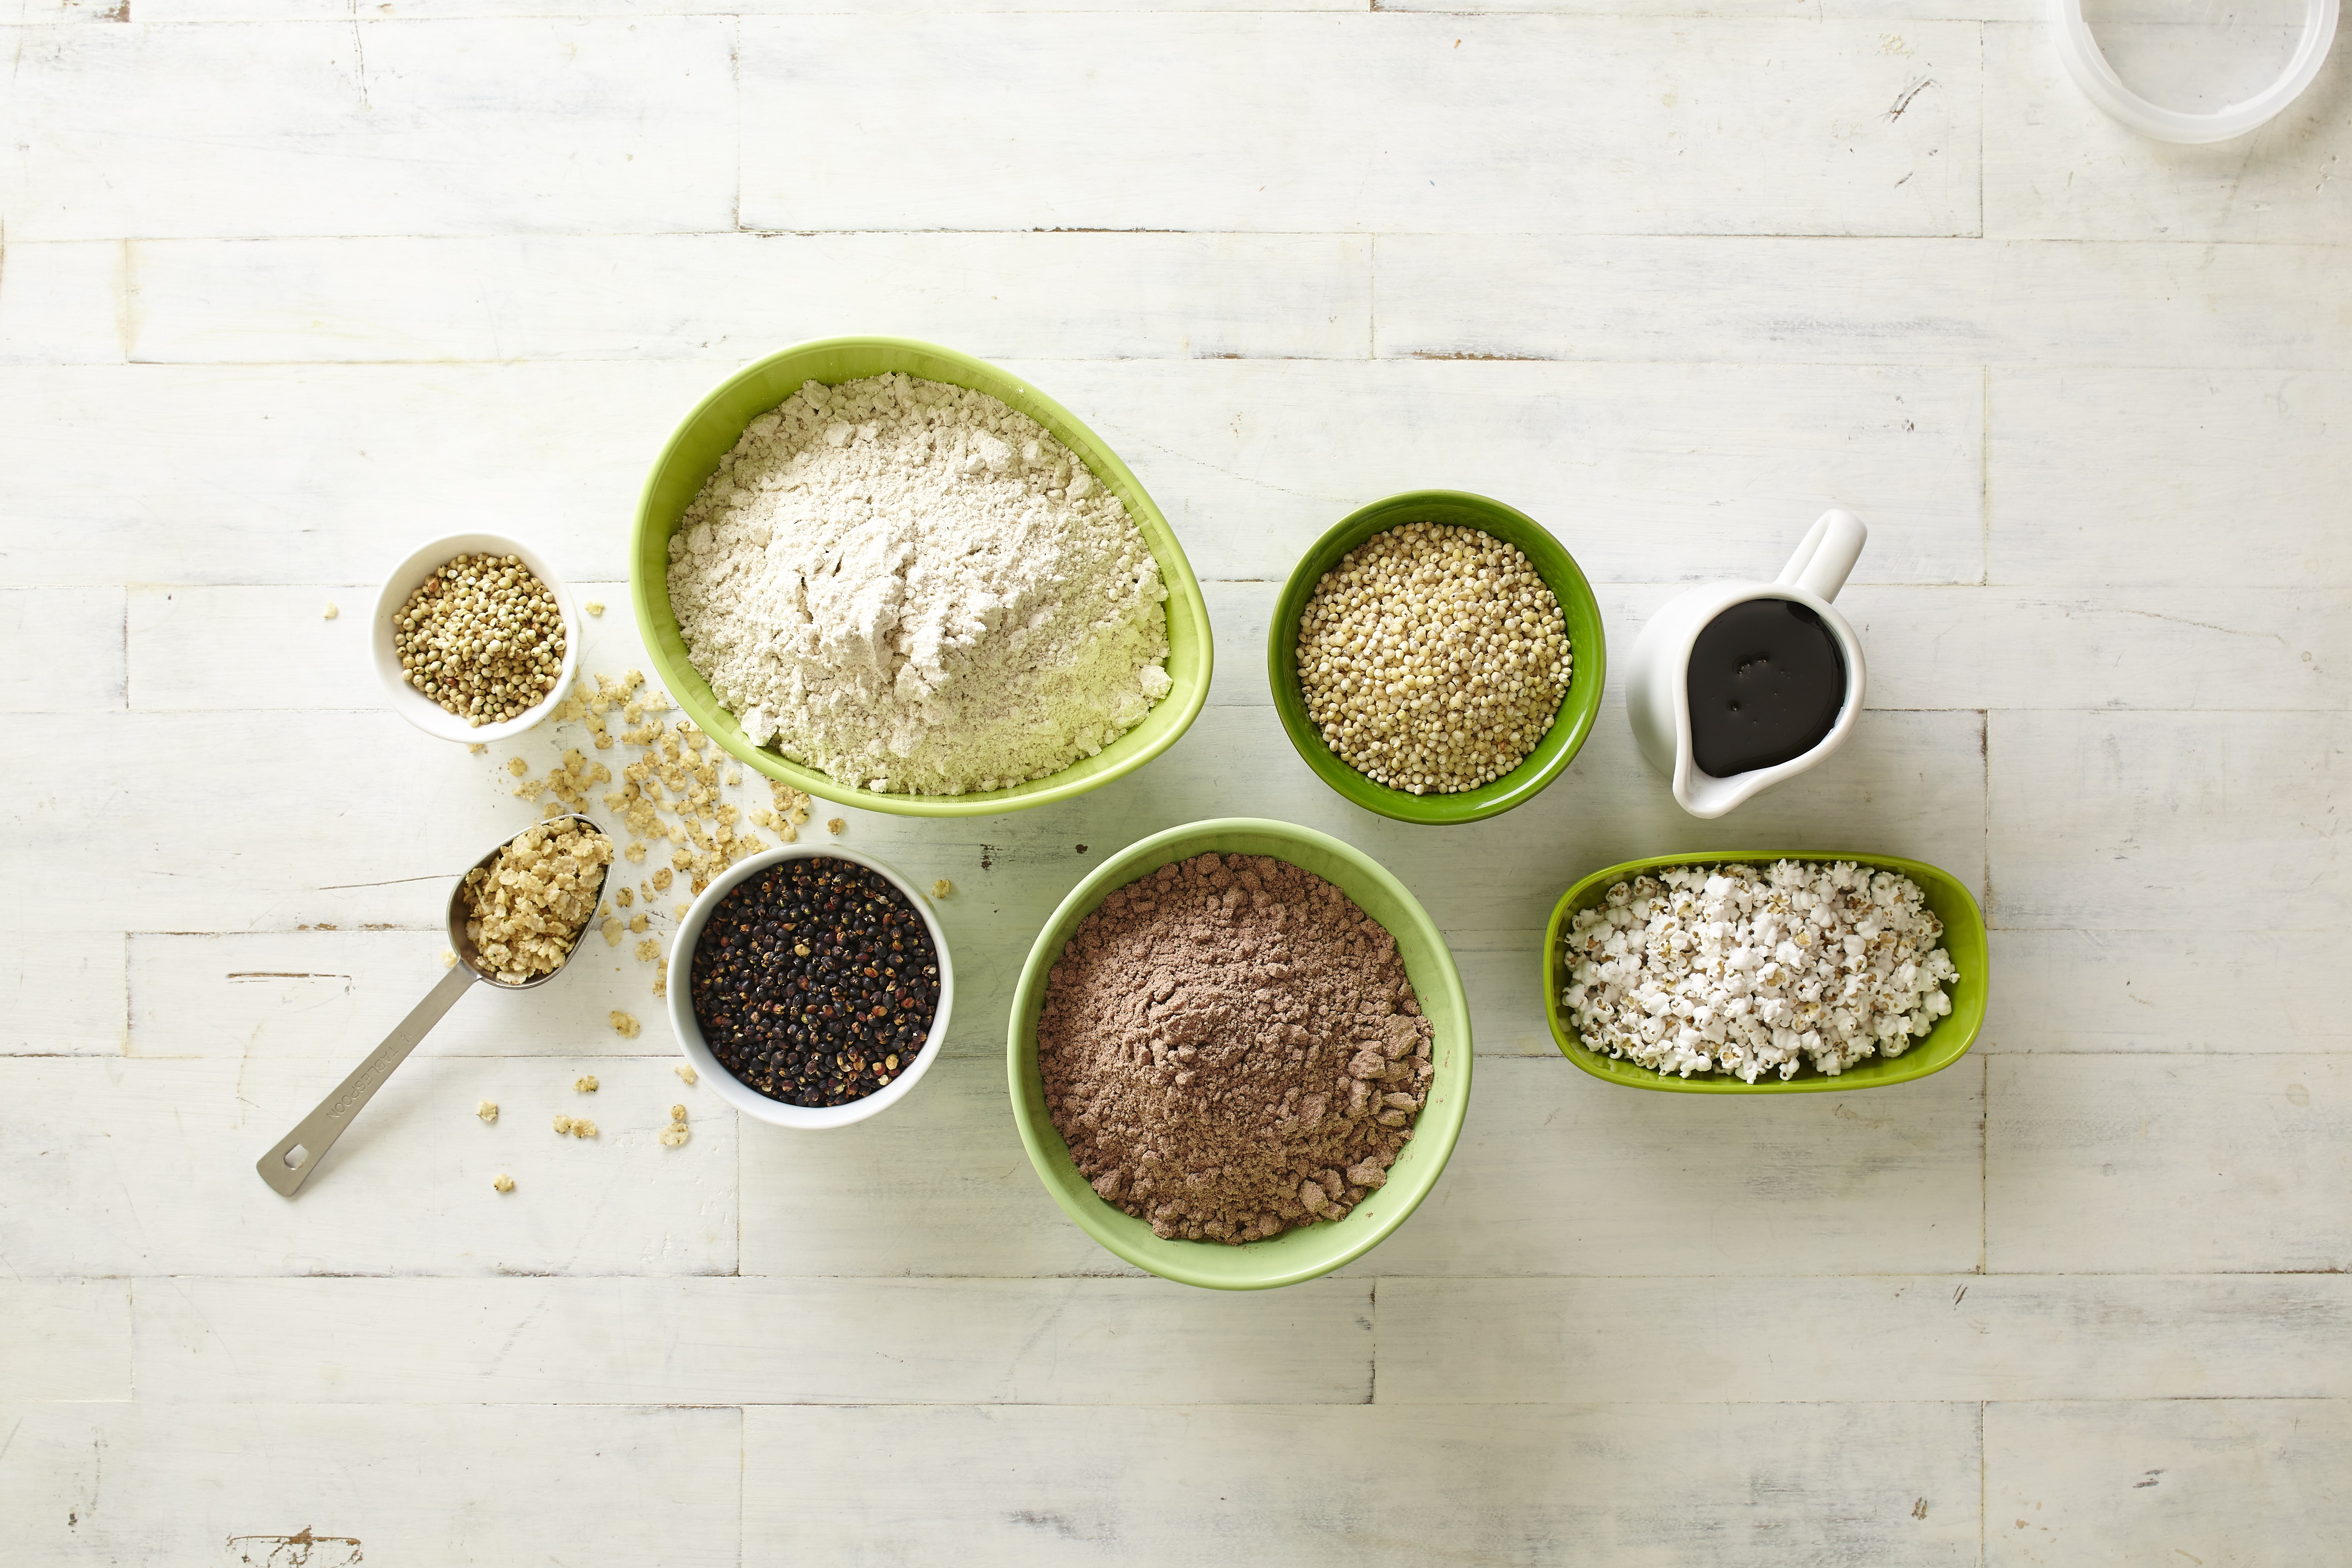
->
[322,602,338,620]
[570,1118,598,1138]
[585,600,605,617]
[441,948,459,968]
[826,818,846,835]
[553,1114,574,1134]
[670,1104,687,1121]
[610,1011,641,1040]
[493,1173,514,1192]
[658,1122,690,1147]
[931,878,953,898]
[575,1075,599,1093]
[476,1099,498,1123]
[616,887,635,908]
[676,1063,697,1084]
[507,757,529,777]
[629,914,649,934]
[1295,521,1571,795]
[635,937,660,963]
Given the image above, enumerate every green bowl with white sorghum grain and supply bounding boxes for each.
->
[630,336,1213,818]
[1543,852,1988,1095]
[1268,490,1606,826]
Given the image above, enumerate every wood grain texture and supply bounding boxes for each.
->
[0,21,739,241]
[1987,1055,2350,1273]
[740,1402,1984,1565]
[1990,369,2352,587]
[134,1276,1373,1403]
[3,933,125,1054]
[0,1281,132,1402]
[0,1056,739,1276]
[1985,929,2352,1053]
[736,16,1981,238]
[1376,234,2352,366]
[0,1403,741,1567]
[1986,710,2349,930]
[1378,1274,2352,1403]
[0,587,121,710]
[1986,1400,2352,1568]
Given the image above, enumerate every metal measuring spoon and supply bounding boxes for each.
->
[256,814,614,1197]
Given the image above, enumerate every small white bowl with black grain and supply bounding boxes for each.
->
[667,843,955,1129]
[372,531,582,743]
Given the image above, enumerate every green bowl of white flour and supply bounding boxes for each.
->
[631,337,1214,817]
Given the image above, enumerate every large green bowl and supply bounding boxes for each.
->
[630,336,1213,817]
[1543,852,1989,1094]
[1268,489,1606,826]
[1009,818,1472,1289]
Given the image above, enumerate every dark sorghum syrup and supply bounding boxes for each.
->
[688,857,941,1108]
[1686,597,1849,778]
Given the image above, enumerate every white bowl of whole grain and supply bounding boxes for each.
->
[373,532,582,742]
[667,843,956,1130]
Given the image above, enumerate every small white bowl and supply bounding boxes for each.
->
[667,844,955,1129]
[373,532,581,743]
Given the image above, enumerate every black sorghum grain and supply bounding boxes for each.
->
[687,856,942,1109]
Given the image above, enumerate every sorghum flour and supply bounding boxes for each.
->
[667,373,1173,797]
[1037,853,1435,1245]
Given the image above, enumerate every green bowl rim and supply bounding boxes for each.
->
[628,335,1214,818]
[1007,816,1474,1289]
[1541,850,1989,1094]
[1266,489,1607,826]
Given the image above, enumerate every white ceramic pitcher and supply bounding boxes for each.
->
[1625,509,1869,819]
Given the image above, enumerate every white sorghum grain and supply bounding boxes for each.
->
[393,552,566,727]
[1562,860,1960,1083]
[1295,522,1571,795]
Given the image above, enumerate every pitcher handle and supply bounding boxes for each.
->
[1775,509,1868,601]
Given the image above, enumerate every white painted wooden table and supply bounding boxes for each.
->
[3,0,2347,1560]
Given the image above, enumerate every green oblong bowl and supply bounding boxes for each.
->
[1543,851,1989,1094]
[1268,489,1606,826]
[1009,818,1473,1289]
[629,336,1213,817]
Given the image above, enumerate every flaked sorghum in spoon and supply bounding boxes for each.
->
[688,857,941,1108]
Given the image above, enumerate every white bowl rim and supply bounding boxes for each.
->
[372,531,582,744]
[665,842,955,1129]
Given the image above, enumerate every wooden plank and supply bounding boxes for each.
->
[0,588,121,710]
[130,930,685,1060]
[108,234,1374,364]
[0,696,1986,935]
[740,1402,1983,1565]
[1359,1054,1984,1277]
[1375,235,2352,367]
[3,933,125,1055]
[0,20,737,241]
[146,0,1364,17]
[5,360,1975,588]
[1984,21,2352,244]
[0,1056,738,1276]
[1986,1400,2352,1568]
[1379,1274,2352,1404]
[0,241,123,365]
[134,1276,1371,1404]
[1986,711,2349,930]
[0,1403,740,1567]
[737,17,1981,238]
[0,1281,131,1402]
[747,1053,1982,1281]
[1990,370,2352,588]
[1987,1055,2351,1274]
[1984,929,2352,1053]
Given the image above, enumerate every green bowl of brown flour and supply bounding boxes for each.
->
[1010,818,1472,1290]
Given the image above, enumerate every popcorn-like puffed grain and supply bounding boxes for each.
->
[635,937,660,963]
[670,1104,687,1122]
[1562,860,1960,1083]
[827,818,845,835]
[676,1063,697,1084]
[570,1118,597,1138]
[609,1010,641,1040]
[658,1123,690,1147]
[493,1173,514,1192]
[458,820,614,986]
[476,1099,498,1123]
[575,1075,599,1093]
[553,1113,574,1134]
[931,878,953,898]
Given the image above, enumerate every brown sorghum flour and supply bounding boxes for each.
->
[1037,853,1435,1244]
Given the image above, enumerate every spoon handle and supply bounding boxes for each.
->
[256,964,477,1197]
